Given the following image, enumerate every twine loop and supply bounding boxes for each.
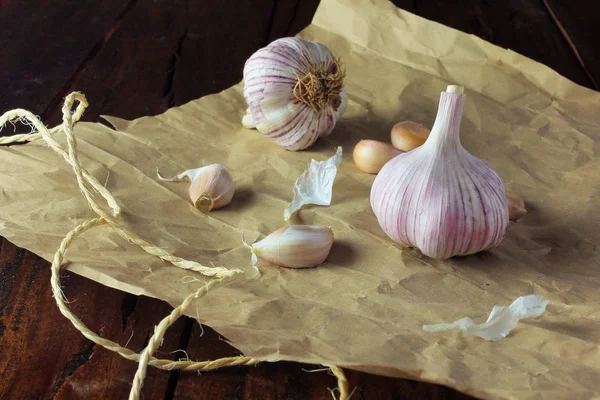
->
[0,93,349,400]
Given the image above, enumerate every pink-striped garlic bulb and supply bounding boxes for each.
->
[242,37,347,151]
[370,85,509,260]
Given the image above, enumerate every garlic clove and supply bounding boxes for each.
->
[353,140,402,174]
[390,121,431,152]
[157,164,235,212]
[245,225,334,268]
[506,192,527,221]
[371,85,509,260]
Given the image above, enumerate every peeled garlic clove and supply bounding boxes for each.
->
[506,192,527,221]
[243,37,347,151]
[390,121,431,152]
[157,164,235,212]
[353,140,402,174]
[245,225,334,268]
[371,85,509,260]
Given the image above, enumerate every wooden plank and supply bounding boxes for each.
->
[392,0,593,89]
[51,293,189,400]
[543,0,600,89]
[173,323,338,399]
[346,369,472,400]
[0,238,181,399]
[269,0,321,40]
[45,0,286,124]
[0,0,135,127]
[170,0,284,108]
[172,324,247,399]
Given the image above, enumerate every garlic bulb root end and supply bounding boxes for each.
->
[243,38,347,150]
[194,195,215,213]
[293,59,345,113]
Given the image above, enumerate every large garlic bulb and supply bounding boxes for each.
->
[370,85,509,260]
[242,37,347,151]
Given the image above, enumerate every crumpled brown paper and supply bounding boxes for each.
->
[2,0,600,399]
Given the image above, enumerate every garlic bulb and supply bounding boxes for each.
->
[371,85,509,260]
[243,37,347,151]
[157,164,235,212]
[244,225,334,268]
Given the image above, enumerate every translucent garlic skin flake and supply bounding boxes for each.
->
[423,295,549,341]
[284,147,343,220]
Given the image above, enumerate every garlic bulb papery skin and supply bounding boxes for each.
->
[243,37,347,151]
[244,225,334,268]
[157,164,235,212]
[370,85,509,260]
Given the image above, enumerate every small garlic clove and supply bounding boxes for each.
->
[506,192,527,221]
[390,121,431,152]
[157,164,235,212]
[353,140,402,174]
[246,225,334,268]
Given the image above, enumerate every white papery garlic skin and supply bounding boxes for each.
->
[370,85,509,260]
[243,37,347,151]
[245,225,334,268]
[158,164,235,212]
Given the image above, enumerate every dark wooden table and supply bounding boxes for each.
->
[0,1,597,399]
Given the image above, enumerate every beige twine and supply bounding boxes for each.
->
[328,365,351,399]
[0,93,349,400]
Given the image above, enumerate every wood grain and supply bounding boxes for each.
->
[543,0,600,89]
[397,0,593,88]
[0,0,134,126]
[0,0,597,399]
[0,238,179,399]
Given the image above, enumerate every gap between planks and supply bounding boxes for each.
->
[41,0,139,123]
